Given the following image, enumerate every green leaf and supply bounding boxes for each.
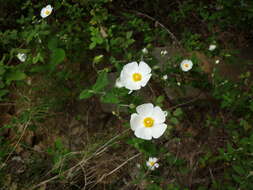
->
[170,117,179,125]
[232,165,245,175]
[0,65,6,75]
[48,37,58,50]
[92,71,108,92]
[6,70,26,84]
[51,48,65,65]
[127,138,157,156]
[126,31,133,39]
[173,108,183,117]
[101,91,119,104]
[79,89,94,99]
[89,42,96,49]
[93,55,104,64]
[0,89,9,99]
[155,95,164,105]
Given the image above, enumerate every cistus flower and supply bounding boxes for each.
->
[162,75,168,80]
[130,103,167,140]
[40,5,53,18]
[209,44,216,51]
[160,50,168,56]
[146,157,159,170]
[17,53,27,62]
[180,59,193,72]
[117,61,152,91]
[142,48,148,54]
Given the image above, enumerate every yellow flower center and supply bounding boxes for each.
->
[143,117,154,128]
[184,63,189,68]
[132,73,142,82]
[149,161,155,166]
[45,10,51,15]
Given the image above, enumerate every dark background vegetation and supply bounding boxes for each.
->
[0,0,253,189]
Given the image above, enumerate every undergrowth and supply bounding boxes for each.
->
[0,0,253,189]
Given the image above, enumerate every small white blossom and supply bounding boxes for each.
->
[209,44,216,51]
[160,50,168,56]
[130,103,167,140]
[118,61,152,91]
[142,48,148,54]
[177,82,181,86]
[162,75,168,80]
[40,5,53,18]
[115,78,124,88]
[17,53,27,62]
[180,59,193,72]
[152,65,159,70]
[146,157,159,170]
[215,60,220,64]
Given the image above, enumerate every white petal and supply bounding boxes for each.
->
[130,113,142,131]
[139,61,151,75]
[153,106,166,124]
[17,53,26,62]
[134,127,152,140]
[142,48,148,54]
[124,80,141,90]
[154,163,159,168]
[162,75,168,80]
[151,124,167,139]
[180,60,193,72]
[152,157,158,162]
[140,73,151,87]
[46,5,52,10]
[209,44,216,51]
[136,103,153,116]
[123,62,138,74]
[40,8,47,18]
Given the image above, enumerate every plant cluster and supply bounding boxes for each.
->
[0,0,253,189]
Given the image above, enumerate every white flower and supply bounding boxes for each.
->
[17,53,27,62]
[215,60,220,64]
[40,5,53,18]
[162,75,168,80]
[119,61,152,91]
[209,44,216,51]
[146,157,159,170]
[180,59,193,72]
[142,48,148,54]
[130,103,167,140]
[160,50,168,56]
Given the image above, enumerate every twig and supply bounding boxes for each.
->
[1,118,31,169]
[31,129,130,189]
[0,102,15,106]
[89,152,141,190]
[132,11,181,47]
[169,93,202,110]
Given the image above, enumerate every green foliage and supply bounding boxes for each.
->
[1,0,253,189]
[79,70,108,99]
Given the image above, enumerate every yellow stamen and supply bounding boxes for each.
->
[45,10,51,15]
[184,63,189,68]
[143,117,154,128]
[132,73,142,82]
[149,161,155,166]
